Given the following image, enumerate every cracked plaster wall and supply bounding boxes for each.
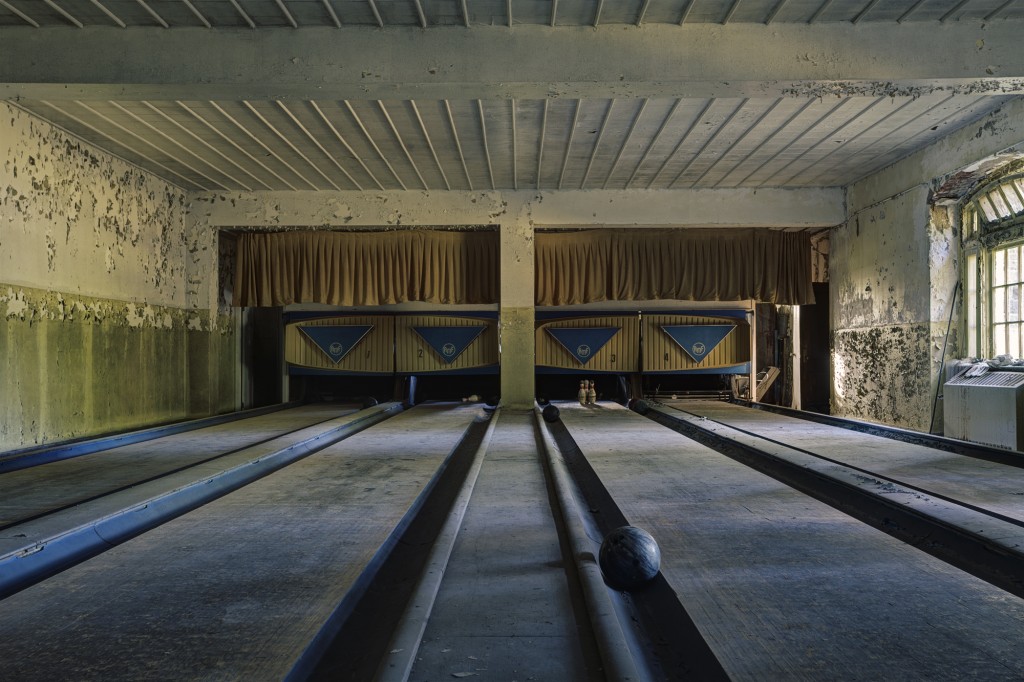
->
[831,187,957,431]
[830,97,1024,432]
[1,103,236,450]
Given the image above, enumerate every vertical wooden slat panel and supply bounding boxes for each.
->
[642,314,750,372]
[535,316,640,372]
[394,315,499,372]
[285,315,394,373]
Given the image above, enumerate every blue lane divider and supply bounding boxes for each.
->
[0,402,301,474]
[0,402,403,601]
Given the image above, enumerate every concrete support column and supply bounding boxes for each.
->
[498,219,535,408]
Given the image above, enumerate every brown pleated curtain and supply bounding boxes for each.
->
[233,228,814,308]
[233,230,498,306]
[535,229,815,306]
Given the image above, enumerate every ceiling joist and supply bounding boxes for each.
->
[3,24,1022,103]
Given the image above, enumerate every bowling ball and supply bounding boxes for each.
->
[486,395,500,407]
[362,396,379,409]
[632,399,650,415]
[541,404,560,423]
[599,525,661,591]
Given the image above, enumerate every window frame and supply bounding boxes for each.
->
[962,172,1024,360]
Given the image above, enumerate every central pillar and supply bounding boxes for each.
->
[499,219,535,408]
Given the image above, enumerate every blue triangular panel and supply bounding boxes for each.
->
[299,325,374,365]
[661,325,735,363]
[414,326,486,364]
[546,327,620,366]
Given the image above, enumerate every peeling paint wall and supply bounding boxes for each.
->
[1,103,237,451]
[2,104,187,305]
[833,98,1024,432]
[831,187,937,430]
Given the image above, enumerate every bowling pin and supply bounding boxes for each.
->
[578,380,588,405]
[587,380,597,405]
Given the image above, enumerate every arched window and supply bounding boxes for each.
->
[962,171,1024,358]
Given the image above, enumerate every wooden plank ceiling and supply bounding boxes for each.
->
[1,0,1021,192]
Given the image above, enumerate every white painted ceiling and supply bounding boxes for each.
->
[1,0,1022,193]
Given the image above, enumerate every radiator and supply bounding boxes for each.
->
[944,370,1024,451]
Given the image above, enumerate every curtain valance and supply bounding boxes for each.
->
[233,229,498,307]
[535,228,815,305]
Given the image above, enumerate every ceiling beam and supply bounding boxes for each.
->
[134,0,169,28]
[321,0,341,27]
[411,100,450,189]
[41,0,82,28]
[0,0,39,27]
[310,100,384,189]
[181,0,212,27]
[2,24,1023,102]
[558,100,581,190]
[224,0,254,28]
[274,0,299,28]
[444,100,472,190]
[196,188,846,230]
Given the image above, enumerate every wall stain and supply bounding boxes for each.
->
[833,324,933,430]
[0,285,214,331]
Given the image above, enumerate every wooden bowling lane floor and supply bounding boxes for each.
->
[556,401,1024,680]
[667,399,1024,523]
[407,409,602,682]
[0,403,355,530]
[0,403,484,681]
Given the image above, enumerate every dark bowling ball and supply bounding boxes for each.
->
[541,404,560,423]
[486,395,500,408]
[599,525,661,591]
[362,396,379,409]
[632,399,650,415]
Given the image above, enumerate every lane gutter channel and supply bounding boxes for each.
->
[642,403,1024,600]
[295,407,497,682]
[671,405,1024,530]
[737,399,1024,469]
[539,407,730,682]
[0,404,402,601]
[0,412,359,534]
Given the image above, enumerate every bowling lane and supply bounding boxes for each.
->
[408,409,601,682]
[0,403,354,529]
[0,403,485,681]
[668,400,1024,523]
[558,402,1024,680]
